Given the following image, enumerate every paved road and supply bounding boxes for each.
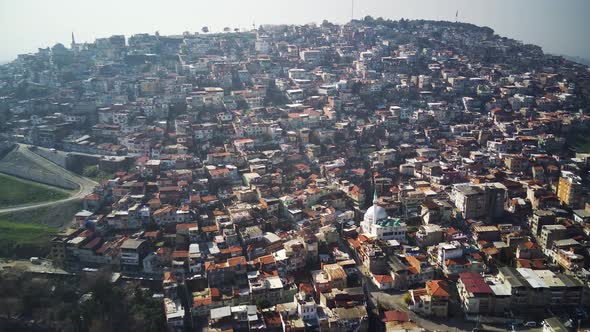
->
[24,143,118,160]
[0,144,98,214]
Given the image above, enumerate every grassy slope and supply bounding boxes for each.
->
[0,173,71,208]
[0,220,56,258]
[0,200,81,258]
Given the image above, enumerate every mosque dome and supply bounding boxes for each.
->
[364,204,388,223]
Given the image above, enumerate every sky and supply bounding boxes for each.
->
[0,0,589,63]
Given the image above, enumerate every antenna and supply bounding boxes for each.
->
[455,9,459,23]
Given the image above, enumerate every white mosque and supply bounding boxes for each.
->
[360,191,407,242]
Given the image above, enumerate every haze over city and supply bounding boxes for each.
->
[1,0,590,63]
[2,1,590,331]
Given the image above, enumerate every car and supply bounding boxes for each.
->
[523,321,537,327]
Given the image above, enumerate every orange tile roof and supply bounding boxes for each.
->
[383,310,409,323]
[201,195,218,203]
[209,168,229,176]
[164,271,176,283]
[373,274,393,284]
[258,255,275,265]
[144,231,161,238]
[523,241,540,249]
[84,193,100,201]
[411,287,428,299]
[193,297,212,307]
[173,250,189,259]
[347,238,361,249]
[445,258,470,266]
[202,225,219,233]
[227,256,246,267]
[153,205,175,216]
[426,280,449,298]
[298,283,314,295]
[358,234,370,243]
[176,223,198,230]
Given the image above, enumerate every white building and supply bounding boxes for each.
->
[255,35,271,53]
[360,191,407,242]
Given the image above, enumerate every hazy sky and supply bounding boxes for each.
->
[1,0,589,63]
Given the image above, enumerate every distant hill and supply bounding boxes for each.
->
[557,54,590,66]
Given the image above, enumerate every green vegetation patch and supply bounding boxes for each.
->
[0,200,81,258]
[0,199,82,228]
[567,130,590,153]
[0,219,56,258]
[0,272,166,331]
[0,173,71,208]
[82,165,113,182]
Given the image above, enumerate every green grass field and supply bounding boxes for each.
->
[0,173,71,208]
[0,200,81,258]
[0,219,56,258]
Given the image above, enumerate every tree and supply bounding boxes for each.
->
[321,20,334,28]
[223,27,230,32]
[256,299,271,309]
[402,292,413,306]
[82,164,112,182]
[201,26,209,33]
[83,164,99,178]
[0,270,165,332]
[399,18,409,28]
[375,17,386,25]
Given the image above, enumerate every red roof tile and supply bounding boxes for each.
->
[426,280,449,298]
[383,310,409,323]
[459,272,492,294]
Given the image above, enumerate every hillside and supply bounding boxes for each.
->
[0,199,81,258]
[0,173,71,208]
[0,145,79,189]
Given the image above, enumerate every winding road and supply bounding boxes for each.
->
[0,144,98,214]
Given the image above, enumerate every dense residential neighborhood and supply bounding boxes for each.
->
[1,17,590,332]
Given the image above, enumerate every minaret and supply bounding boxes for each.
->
[71,32,76,50]
[373,188,378,224]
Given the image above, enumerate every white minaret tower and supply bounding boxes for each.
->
[372,189,378,225]
[71,32,78,54]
